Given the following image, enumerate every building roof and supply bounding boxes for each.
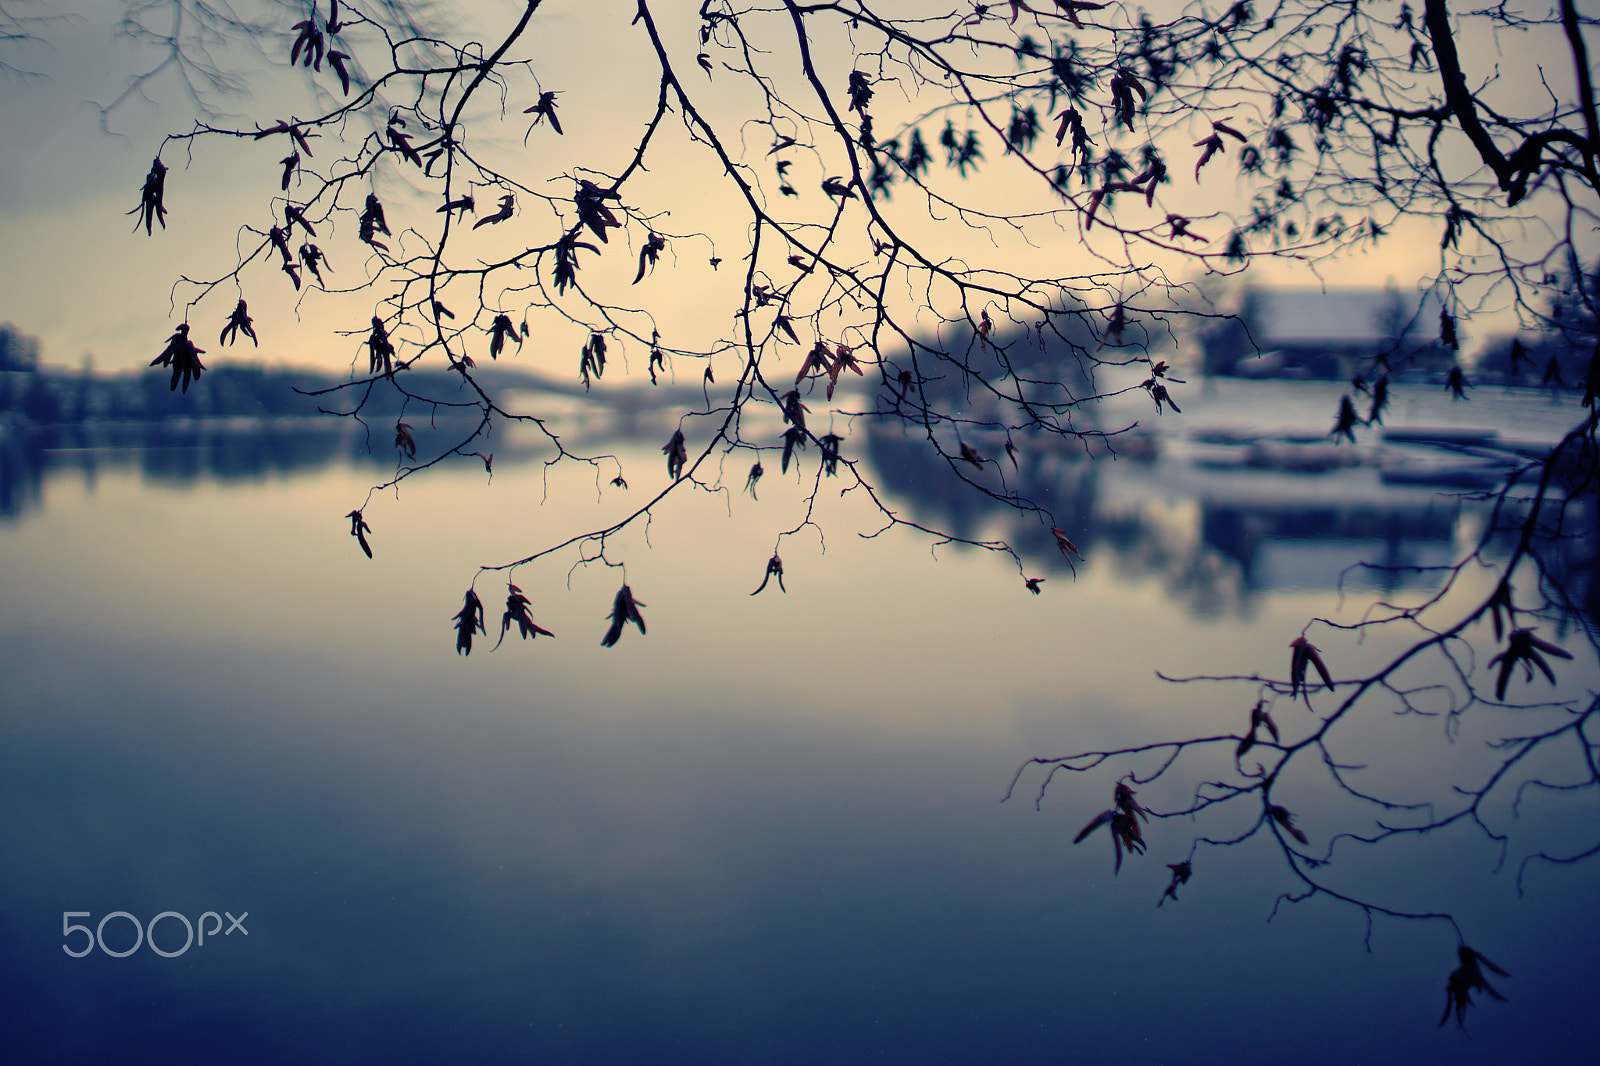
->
[1252,287,1442,347]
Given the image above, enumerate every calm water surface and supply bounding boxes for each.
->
[2,380,1596,1064]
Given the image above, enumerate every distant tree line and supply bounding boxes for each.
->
[0,324,480,424]
[1475,266,1600,387]
[0,324,40,373]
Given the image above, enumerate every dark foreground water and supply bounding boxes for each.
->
[2,380,1596,1064]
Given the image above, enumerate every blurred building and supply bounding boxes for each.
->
[1200,287,1453,379]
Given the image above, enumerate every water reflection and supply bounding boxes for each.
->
[0,363,722,522]
[868,429,1470,618]
[0,421,383,519]
[1,379,1596,1065]
[2,404,1478,612]
[1197,498,1455,590]
[6,375,1591,623]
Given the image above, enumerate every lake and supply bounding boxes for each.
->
[1,378,1596,1064]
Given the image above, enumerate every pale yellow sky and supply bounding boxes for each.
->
[0,1,1574,372]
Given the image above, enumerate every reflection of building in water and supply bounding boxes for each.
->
[1484,438,1600,636]
[1196,498,1459,593]
[866,411,1477,618]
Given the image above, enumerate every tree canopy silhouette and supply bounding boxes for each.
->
[120,0,1598,1028]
